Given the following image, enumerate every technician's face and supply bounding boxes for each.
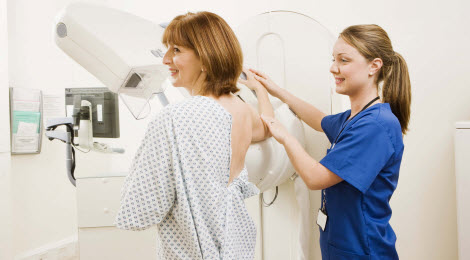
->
[163,44,205,92]
[330,37,371,96]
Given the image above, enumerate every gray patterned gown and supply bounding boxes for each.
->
[115,95,259,259]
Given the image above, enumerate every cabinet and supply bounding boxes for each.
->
[455,122,470,260]
[76,176,157,259]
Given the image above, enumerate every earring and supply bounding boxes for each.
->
[369,72,373,76]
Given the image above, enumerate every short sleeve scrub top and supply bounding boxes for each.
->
[319,103,404,260]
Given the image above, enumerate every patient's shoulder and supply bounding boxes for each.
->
[223,95,253,120]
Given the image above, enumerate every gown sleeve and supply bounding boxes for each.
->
[320,119,395,194]
[115,110,176,231]
[230,168,260,200]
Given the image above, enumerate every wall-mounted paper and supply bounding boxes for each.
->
[17,122,38,136]
[9,88,42,154]
[42,90,66,126]
[12,111,40,134]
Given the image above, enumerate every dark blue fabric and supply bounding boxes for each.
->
[319,103,403,260]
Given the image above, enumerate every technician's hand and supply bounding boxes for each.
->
[260,114,290,145]
[238,68,264,91]
[249,68,282,97]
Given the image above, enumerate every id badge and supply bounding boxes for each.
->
[316,209,328,231]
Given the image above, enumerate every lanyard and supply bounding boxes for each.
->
[321,96,380,213]
[330,96,380,150]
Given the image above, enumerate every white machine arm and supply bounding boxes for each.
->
[54,3,170,119]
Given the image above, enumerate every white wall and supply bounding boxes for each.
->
[0,0,12,259]
[5,0,469,259]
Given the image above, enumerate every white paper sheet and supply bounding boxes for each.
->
[12,88,41,112]
[17,122,38,136]
[12,134,39,152]
[42,90,66,126]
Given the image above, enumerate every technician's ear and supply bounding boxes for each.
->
[369,58,383,76]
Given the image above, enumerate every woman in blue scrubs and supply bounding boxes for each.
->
[253,24,411,259]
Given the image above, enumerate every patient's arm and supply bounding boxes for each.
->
[249,68,327,132]
[239,69,274,142]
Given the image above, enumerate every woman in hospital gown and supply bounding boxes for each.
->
[115,11,274,259]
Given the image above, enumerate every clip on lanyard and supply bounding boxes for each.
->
[317,96,380,232]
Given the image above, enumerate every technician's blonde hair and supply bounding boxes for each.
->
[162,11,243,97]
[340,25,411,135]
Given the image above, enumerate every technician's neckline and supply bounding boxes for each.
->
[346,102,388,121]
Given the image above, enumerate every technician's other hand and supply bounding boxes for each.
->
[249,68,282,97]
[260,114,290,145]
[238,68,264,91]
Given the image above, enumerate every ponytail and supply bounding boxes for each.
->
[382,52,411,135]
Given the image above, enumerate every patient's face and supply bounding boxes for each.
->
[163,44,205,92]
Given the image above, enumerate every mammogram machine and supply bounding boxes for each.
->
[50,3,342,259]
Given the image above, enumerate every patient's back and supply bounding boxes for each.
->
[211,94,253,185]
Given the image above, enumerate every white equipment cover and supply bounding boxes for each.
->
[237,11,335,192]
[54,3,169,119]
[236,11,336,260]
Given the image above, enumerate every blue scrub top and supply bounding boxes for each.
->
[319,103,403,260]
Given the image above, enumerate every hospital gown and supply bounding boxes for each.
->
[115,95,259,259]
